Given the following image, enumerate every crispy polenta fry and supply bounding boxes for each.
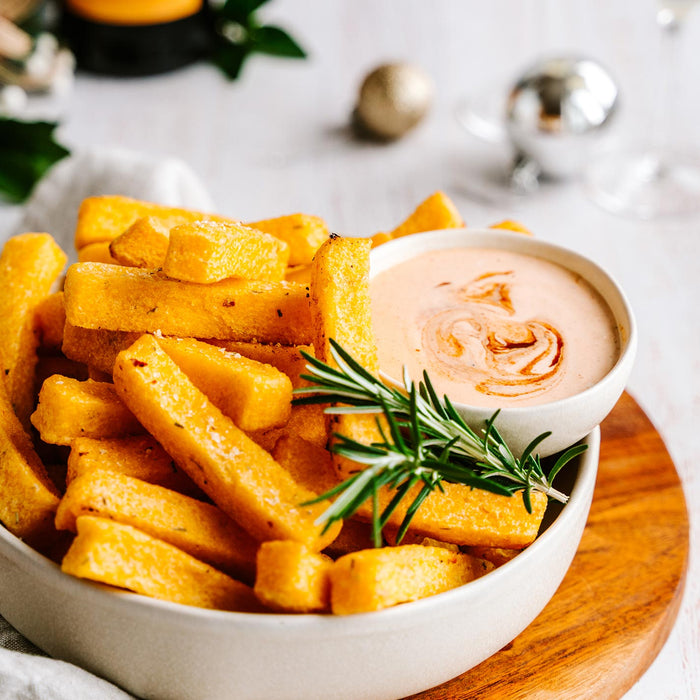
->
[73,195,234,250]
[321,518,376,559]
[108,216,171,268]
[31,375,144,446]
[33,291,66,352]
[208,340,312,388]
[369,231,392,248]
[0,379,60,548]
[248,403,328,451]
[309,235,382,478]
[388,191,465,239]
[66,435,203,498]
[0,233,67,424]
[62,324,139,375]
[254,540,332,612]
[156,336,292,431]
[77,241,119,264]
[63,263,312,345]
[163,221,290,284]
[271,434,338,496]
[61,516,265,611]
[489,219,533,235]
[112,334,340,550]
[284,264,311,284]
[355,482,548,549]
[248,214,328,266]
[108,212,328,270]
[271,435,376,558]
[329,545,494,614]
[310,236,378,374]
[56,469,259,582]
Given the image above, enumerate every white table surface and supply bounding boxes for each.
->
[1,1,698,698]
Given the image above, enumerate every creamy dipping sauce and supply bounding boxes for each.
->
[370,247,620,407]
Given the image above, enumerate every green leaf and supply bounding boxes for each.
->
[211,41,250,80]
[0,118,70,203]
[251,25,307,58]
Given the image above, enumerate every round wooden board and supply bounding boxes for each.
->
[409,392,690,700]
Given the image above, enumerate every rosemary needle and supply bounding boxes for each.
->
[293,339,587,546]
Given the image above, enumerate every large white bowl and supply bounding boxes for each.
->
[370,229,637,457]
[0,429,599,700]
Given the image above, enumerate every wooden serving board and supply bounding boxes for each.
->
[411,392,690,700]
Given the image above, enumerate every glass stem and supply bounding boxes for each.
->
[654,8,684,168]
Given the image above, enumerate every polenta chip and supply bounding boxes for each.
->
[254,540,332,613]
[62,516,265,612]
[163,221,290,284]
[330,545,493,614]
[64,263,312,345]
[112,334,340,550]
[0,233,67,424]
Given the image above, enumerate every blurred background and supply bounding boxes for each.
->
[0,1,698,698]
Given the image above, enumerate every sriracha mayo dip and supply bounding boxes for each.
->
[370,246,621,408]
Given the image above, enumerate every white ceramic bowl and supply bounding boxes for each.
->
[0,430,599,700]
[370,228,637,457]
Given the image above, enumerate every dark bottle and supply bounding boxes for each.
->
[60,0,212,76]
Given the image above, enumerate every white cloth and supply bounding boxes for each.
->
[1,146,214,699]
[14,146,215,258]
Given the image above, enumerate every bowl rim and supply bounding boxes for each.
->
[368,228,638,416]
[0,427,599,635]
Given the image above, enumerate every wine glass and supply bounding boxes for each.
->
[585,1,700,219]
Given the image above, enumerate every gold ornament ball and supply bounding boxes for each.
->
[355,63,433,140]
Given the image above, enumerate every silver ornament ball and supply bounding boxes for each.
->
[505,56,618,179]
[355,63,433,140]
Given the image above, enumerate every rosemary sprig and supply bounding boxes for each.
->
[294,339,587,546]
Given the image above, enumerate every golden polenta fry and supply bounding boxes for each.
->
[284,264,311,285]
[156,336,292,432]
[271,434,338,496]
[73,195,234,250]
[309,234,383,479]
[66,435,203,498]
[489,219,533,235]
[0,233,67,424]
[388,191,465,239]
[249,214,328,266]
[77,241,118,264]
[248,404,328,452]
[108,216,171,269]
[254,540,333,613]
[208,340,312,388]
[56,469,259,582]
[64,263,313,345]
[31,375,143,446]
[356,481,548,549]
[163,221,290,284]
[112,334,340,550]
[329,545,494,614]
[310,235,378,374]
[0,380,60,549]
[321,518,376,559]
[62,324,140,375]
[369,231,392,248]
[33,291,66,352]
[61,516,265,612]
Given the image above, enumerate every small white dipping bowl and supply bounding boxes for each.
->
[369,228,637,457]
[0,430,599,700]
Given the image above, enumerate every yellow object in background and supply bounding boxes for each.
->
[65,0,203,25]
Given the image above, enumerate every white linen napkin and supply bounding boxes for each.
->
[14,146,215,257]
[0,146,215,699]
